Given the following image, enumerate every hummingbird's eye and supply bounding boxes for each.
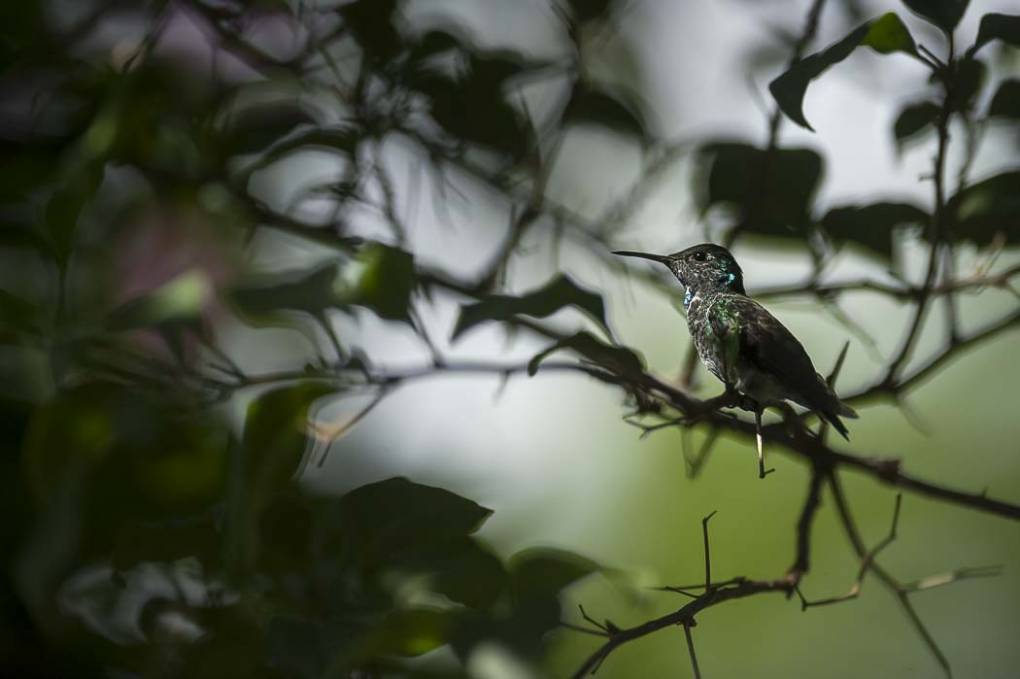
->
[693,251,707,262]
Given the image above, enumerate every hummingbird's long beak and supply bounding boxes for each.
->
[612,250,672,265]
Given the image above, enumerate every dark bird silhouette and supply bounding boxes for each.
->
[614,243,857,475]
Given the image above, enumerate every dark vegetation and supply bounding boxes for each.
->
[1,0,1019,677]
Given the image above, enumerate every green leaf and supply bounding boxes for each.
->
[527,331,643,377]
[698,142,823,238]
[453,275,608,340]
[230,264,340,319]
[969,13,1020,55]
[770,13,917,130]
[369,608,455,657]
[337,477,493,569]
[893,101,940,147]
[946,170,1020,245]
[242,382,335,499]
[864,12,920,54]
[106,270,213,330]
[989,79,1020,120]
[901,0,969,33]
[563,83,648,142]
[342,243,416,322]
[821,202,928,259]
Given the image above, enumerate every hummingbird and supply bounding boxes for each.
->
[614,244,856,475]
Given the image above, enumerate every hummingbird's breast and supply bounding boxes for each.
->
[685,293,731,385]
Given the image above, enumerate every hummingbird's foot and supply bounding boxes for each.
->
[754,407,776,479]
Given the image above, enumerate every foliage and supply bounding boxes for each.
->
[1,0,1019,677]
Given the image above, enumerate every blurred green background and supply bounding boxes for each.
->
[2,0,1019,678]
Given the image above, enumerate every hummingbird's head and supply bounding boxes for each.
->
[613,243,745,295]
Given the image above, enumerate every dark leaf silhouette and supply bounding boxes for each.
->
[564,0,616,24]
[699,142,823,238]
[223,102,316,155]
[969,13,1020,55]
[893,101,940,147]
[528,331,643,377]
[564,83,648,142]
[453,274,609,340]
[947,57,986,113]
[822,202,929,259]
[901,0,970,33]
[989,79,1020,120]
[337,477,493,568]
[230,265,340,319]
[770,13,917,130]
[510,547,600,602]
[946,170,1020,245]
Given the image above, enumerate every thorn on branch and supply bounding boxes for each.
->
[796,494,903,610]
[702,510,718,590]
[577,604,618,636]
[682,621,703,679]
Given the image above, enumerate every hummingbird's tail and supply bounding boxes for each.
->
[821,409,852,440]
[807,374,857,440]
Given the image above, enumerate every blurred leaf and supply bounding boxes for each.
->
[416,60,530,157]
[509,548,599,602]
[223,102,316,155]
[564,83,648,142]
[564,0,616,24]
[948,57,986,112]
[343,243,416,322]
[893,101,940,147]
[230,264,340,319]
[23,382,230,546]
[106,270,213,331]
[453,275,608,340]
[44,167,102,266]
[363,608,455,657]
[172,603,269,679]
[946,170,1020,245]
[699,142,823,237]
[339,0,402,64]
[242,382,335,499]
[821,202,928,259]
[0,4,44,69]
[0,145,61,204]
[901,0,969,33]
[970,13,1020,55]
[770,13,917,130]
[112,518,220,574]
[337,478,493,570]
[0,289,40,336]
[527,331,643,377]
[989,79,1020,119]
[258,492,312,575]
[506,548,600,637]
[22,383,118,501]
[266,615,330,679]
[427,538,508,609]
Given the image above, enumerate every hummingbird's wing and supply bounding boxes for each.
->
[714,296,856,437]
